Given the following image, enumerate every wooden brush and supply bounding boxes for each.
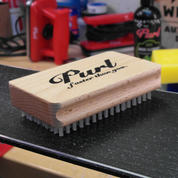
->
[9,52,161,136]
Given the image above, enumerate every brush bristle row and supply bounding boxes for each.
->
[22,92,151,137]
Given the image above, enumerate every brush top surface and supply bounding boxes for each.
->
[1,64,178,178]
[9,51,161,105]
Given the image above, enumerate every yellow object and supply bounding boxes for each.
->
[151,49,178,84]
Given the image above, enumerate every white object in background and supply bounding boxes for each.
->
[158,0,178,48]
[87,2,107,14]
[10,7,25,35]
[88,0,140,14]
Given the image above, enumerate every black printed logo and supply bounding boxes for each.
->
[49,59,127,89]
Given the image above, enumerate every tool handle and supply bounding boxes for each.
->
[42,8,70,65]
[53,9,70,65]
[83,12,134,26]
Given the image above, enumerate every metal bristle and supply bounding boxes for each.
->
[66,125,70,134]
[34,117,37,123]
[22,92,152,137]
[110,107,114,115]
[26,113,33,121]
[132,98,137,106]
[98,112,103,120]
[36,119,41,125]
[54,128,59,134]
[72,122,77,131]
[142,94,147,101]
[42,121,45,127]
[115,104,120,113]
[44,123,49,129]
[85,117,90,125]
[104,109,108,118]
[59,128,64,137]
[121,102,126,111]
[50,126,54,132]
[21,111,25,117]
[92,114,97,123]
[147,92,151,100]
[137,96,142,104]
[79,119,84,128]
[126,100,131,108]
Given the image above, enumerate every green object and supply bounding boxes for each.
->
[143,55,151,61]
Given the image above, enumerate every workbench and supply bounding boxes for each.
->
[0,61,178,177]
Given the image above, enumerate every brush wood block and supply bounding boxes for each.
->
[9,52,161,127]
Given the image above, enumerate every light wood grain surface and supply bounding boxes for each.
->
[9,51,161,127]
[0,56,57,71]
[0,147,118,178]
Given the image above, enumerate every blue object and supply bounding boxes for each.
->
[80,0,88,11]
[88,2,107,6]
[167,84,178,92]
[57,0,86,17]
